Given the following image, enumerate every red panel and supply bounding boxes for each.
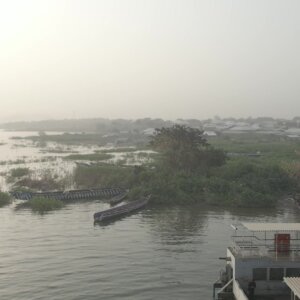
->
[275,234,290,253]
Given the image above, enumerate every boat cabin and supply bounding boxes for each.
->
[214,223,300,300]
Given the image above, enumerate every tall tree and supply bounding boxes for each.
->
[150,125,225,173]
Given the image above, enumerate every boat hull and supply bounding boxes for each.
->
[10,187,125,201]
[94,196,150,222]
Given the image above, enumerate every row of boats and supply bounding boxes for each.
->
[10,187,150,223]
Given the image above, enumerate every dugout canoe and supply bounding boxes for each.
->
[10,187,125,201]
[109,189,129,206]
[94,195,150,222]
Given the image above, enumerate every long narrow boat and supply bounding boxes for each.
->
[10,187,125,201]
[94,195,150,222]
[109,189,129,206]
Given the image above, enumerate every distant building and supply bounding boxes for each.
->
[203,131,217,137]
[228,124,260,132]
[142,128,156,136]
[285,128,300,138]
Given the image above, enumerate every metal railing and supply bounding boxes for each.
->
[231,235,300,260]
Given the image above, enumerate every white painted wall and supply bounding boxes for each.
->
[227,248,299,296]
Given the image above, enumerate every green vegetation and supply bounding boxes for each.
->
[209,133,300,161]
[203,159,296,207]
[25,133,107,145]
[18,196,64,212]
[150,125,226,173]
[40,147,78,154]
[12,169,71,191]
[74,127,299,208]
[98,147,138,153]
[10,167,30,178]
[7,167,31,184]
[0,192,12,207]
[74,164,133,188]
[0,159,26,165]
[64,153,113,161]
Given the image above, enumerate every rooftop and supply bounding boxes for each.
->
[284,277,300,298]
[230,223,300,260]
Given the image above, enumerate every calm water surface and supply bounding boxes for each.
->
[1,130,299,299]
[1,202,299,300]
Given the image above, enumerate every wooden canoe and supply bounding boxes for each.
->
[109,189,129,206]
[10,187,125,201]
[94,195,150,222]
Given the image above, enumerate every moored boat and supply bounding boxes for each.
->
[10,187,125,201]
[94,195,150,222]
[213,223,300,300]
[109,189,129,206]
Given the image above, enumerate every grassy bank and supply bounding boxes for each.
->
[17,196,64,212]
[0,192,12,207]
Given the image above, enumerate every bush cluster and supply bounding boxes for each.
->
[0,192,12,207]
[20,196,64,212]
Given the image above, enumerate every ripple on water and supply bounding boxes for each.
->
[0,202,299,300]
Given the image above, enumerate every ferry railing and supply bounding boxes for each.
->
[231,235,300,260]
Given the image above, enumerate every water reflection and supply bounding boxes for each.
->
[143,205,207,253]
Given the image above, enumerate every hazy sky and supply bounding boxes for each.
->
[0,0,300,122]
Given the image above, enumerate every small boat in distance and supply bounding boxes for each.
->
[94,195,150,223]
[109,189,129,206]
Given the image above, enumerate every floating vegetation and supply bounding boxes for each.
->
[0,192,12,207]
[98,147,138,153]
[24,132,107,145]
[10,168,30,178]
[64,153,113,161]
[74,164,133,188]
[17,196,64,212]
[0,159,27,166]
[11,166,73,192]
[39,148,78,154]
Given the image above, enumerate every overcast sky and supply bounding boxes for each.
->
[0,0,299,122]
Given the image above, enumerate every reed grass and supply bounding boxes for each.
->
[19,196,64,212]
[0,192,12,207]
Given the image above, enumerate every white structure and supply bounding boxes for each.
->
[213,223,300,300]
[284,277,300,300]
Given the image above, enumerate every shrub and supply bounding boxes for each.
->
[21,196,64,212]
[203,158,297,207]
[9,167,30,178]
[74,164,133,188]
[0,192,12,207]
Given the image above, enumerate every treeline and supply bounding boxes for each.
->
[0,118,173,133]
[1,116,300,133]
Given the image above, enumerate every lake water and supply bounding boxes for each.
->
[0,130,299,299]
[1,202,299,300]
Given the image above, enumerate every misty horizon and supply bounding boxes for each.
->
[1,1,300,122]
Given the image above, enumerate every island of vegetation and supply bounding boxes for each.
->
[2,121,300,211]
[73,125,299,207]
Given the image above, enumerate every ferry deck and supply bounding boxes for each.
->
[213,223,300,300]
